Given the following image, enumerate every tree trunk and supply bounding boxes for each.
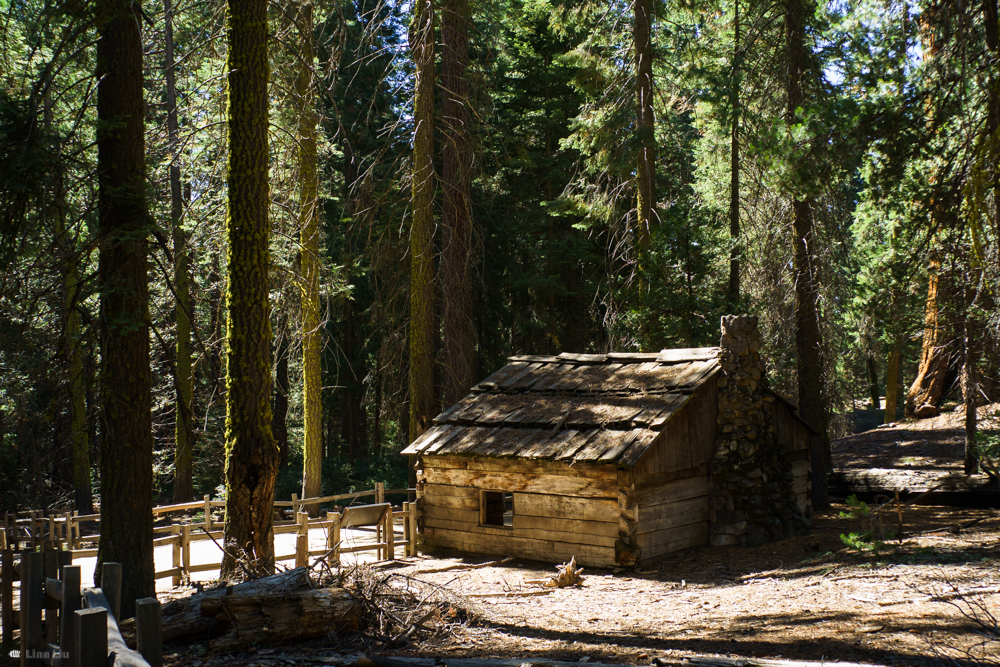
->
[728,0,741,307]
[221,0,279,579]
[441,0,475,407]
[634,0,657,247]
[884,344,899,422]
[906,256,950,418]
[165,0,195,505]
[273,322,290,467]
[340,296,368,463]
[408,0,437,444]
[785,0,830,508]
[295,0,323,512]
[45,90,93,516]
[95,0,155,618]
[963,288,980,475]
[865,354,879,411]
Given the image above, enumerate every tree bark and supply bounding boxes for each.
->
[340,297,367,464]
[785,0,830,507]
[906,256,949,418]
[45,90,93,516]
[408,0,437,444]
[865,354,880,412]
[884,344,899,422]
[635,0,657,247]
[221,0,279,579]
[295,0,323,512]
[441,0,475,407]
[95,0,155,618]
[165,0,195,504]
[273,321,290,467]
[963,287,980,475]
[728,0,741,307]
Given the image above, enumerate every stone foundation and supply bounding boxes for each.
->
[709,315,808,547]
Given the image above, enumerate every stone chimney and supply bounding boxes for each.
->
[710,315,807,546]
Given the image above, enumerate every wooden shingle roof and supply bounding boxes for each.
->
[401,348,721,467]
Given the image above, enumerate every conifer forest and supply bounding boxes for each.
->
[1,0,1000,623]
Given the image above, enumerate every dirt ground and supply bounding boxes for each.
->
[161,413,1000,667]
[163,504,999,667]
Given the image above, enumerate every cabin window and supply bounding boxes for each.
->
[481,490,514,527]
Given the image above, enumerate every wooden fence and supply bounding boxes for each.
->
[1,484,422,588]
[4,552,161,666]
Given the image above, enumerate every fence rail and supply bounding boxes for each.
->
[1,483,423,655]
[4,553,161,667]
[1,483,422,560]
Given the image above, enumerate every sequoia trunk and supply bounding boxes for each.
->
[409,0,437,443]
[95,0,155,617]
[441,0,475,407]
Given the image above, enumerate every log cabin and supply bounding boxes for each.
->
[402,315,814,568]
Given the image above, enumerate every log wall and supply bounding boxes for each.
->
[418,455,619,567]
[634,472,710,561]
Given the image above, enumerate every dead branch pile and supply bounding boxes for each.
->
[337,563,479,649]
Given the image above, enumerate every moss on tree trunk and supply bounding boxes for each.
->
[221,0,279,578]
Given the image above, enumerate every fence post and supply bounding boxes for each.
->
[43,549,61,646]
[411,502,420,557]
[385,508,395,561]
[203,495,213,533]
[101,562,121,622]
[290,493,299,518]
[375,482,384,505]
[170,524,181,587]
[20,550,43,667]
[59,564,80,667]
[402,503,411,557]
[295,512,308,568]
[2,549,13,646]
[181,525,191,582]
[135,597,162,667]
[330,513,341,567]
[75,607,107,667]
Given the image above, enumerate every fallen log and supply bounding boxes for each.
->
[123,567,359,649]
[204,586,360,652]
[152,566,313,644]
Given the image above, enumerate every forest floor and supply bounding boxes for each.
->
[164,412,1000,667]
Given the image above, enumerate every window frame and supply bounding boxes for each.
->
[479,489,514,528]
